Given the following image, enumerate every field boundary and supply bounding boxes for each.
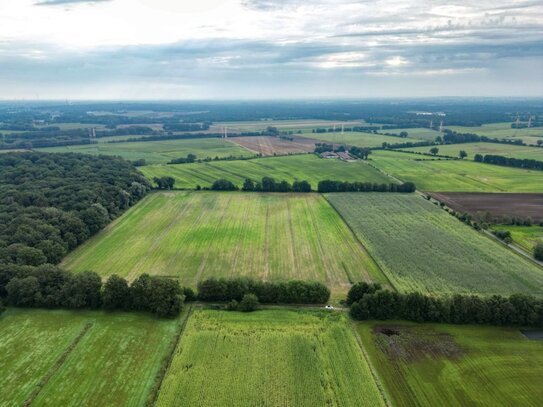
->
[147,305,193,407]
[349,320,392,407]
[323,194,397,291]
[22,321,93,407]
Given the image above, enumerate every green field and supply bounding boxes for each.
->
[358,321,543,406]
[37,138,253,164]
[0,308,178,407]
[403,142,543,160]
[446,122,543,146]
[370,150,543,192]
[62,192,385,294]
[326,193,543,296]
[378,127,440,141]
[492,225,543,254]
[156,309,386,407]
[141,154,393,189]
[298,131,423,147]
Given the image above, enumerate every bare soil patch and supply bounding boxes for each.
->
[429,193,543,222]
[373,326,464,362]
[229,136,316,156]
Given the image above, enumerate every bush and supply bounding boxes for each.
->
[239,294,259,312]
[182,287,196,302]
[535,242,543,261]
[226,299,238,311]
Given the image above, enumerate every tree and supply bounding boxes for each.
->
[102,274,130,310]
[537,140,542,146]
[292,180,311,192]
[153,176,175,190]
[261,177,277,192]
[535,242,543,261]
[211,179,238,191]
[435,135,443,144]
[399,131,408,138]
[61,271,102,309]
[6,276,42,307]
[459,150,468,159]
[346,282,382,305]
[239,293,259,312]
[0,298,5,315]
[474,154,484,162]
[146,277,184,317]
[430,147,439,156]
[242,178,255,191]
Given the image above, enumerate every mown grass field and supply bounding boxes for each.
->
[298,131,423,147]
[62,192,385,295]
[0,308,178,407]
[403,142,543,160]
[370,150,543,192]
[155,309,386,407]
[378,127,440,141]
[358,321,543,406]
[326,193,543,296]
[37,138,253,164]
[492,225,543,254]
[446,122,543,145]
[141,154,393,189]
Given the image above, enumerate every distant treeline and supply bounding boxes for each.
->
[347,283,543,327]
[474,154,543,171]
[197,277,330,304]
[0,265,185,317]
[317,181,416,193]
[210,177,312,192]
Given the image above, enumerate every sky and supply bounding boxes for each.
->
[0,0,542,99]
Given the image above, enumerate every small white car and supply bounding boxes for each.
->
[324,305,334,310]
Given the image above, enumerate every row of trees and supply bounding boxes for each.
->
[210,177,312,192]
[0,265,184,317]
[317,181,416,193]
[0,153,150,268]
[474,154,543,171]
[197,277,330,304]
[347,282,543,326]
[153,176,176,190]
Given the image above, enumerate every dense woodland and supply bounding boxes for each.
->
[0,152,150,267]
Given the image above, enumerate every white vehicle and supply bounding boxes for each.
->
[324,305,334,310]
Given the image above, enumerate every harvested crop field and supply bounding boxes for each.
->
[358,322,543,406]
[61,192,385,295]
[155,309,386,407]
[0,308,178,407]
[228,136,316,156]
[326,193,543,296]
[429,192,543,222]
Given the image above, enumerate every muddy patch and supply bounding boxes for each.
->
[373,325,464,362]
[521,330,543,340]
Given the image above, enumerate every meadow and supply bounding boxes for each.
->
[298,131,423,147]
[445,122,543,145]
[358,321,543,406]
[378,127,440,141]
[37,138,253,164]
[61,192,386,295]
[141,154,392,189]
[155,309,386,407]
[0,308,178,407]
[492,225,543,254]
[403,142,543,160]
[326,193,543,296]
[370,150,543,192]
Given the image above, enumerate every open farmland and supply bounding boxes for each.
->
[61,192,385,294]
[298,131,423,147]
[155,309,386,407]
[358,321,543,407]
[446,122,543,145]
[428,193,543,223]
[37,138,253,164]
[212,119,365,133]
[229,135,316,156]
[403,142,543,160]
[0,308,178,407]
[370,150,543,192]
[378,127,440,141]
[326,193,543,296]
[141,154,392,189]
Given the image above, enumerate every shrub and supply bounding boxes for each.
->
[239,294,259,312]
[535,242,543,261]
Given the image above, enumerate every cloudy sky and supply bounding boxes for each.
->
[0,0,542,99]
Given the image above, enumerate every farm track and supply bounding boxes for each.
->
[23,322,93,407]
